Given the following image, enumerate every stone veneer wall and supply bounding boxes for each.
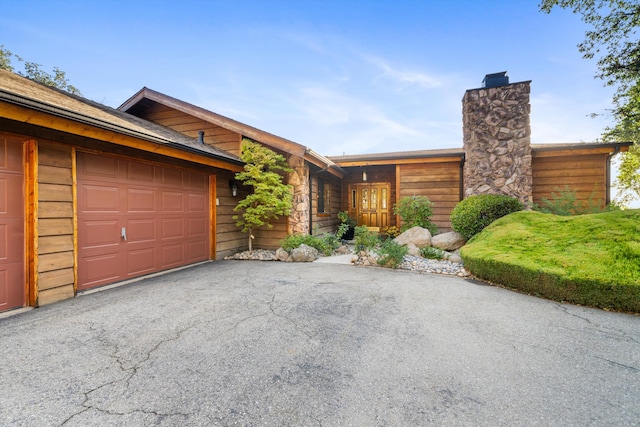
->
[287,155,310,235]
[462,81,533,205]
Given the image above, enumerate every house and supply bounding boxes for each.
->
[0,69,243,310]
[117,88,344,250]
[0,69,631,313]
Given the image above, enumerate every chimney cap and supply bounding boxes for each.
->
[482,71,509,88]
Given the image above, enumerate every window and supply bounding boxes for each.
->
[318,179,331,213]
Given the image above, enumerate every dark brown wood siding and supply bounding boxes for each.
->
[311,174,342,235]
[136,102,242,156]
[532,153,608,208]
[398,162,461,232]
[215,169,249,258]
[252,217,287,250]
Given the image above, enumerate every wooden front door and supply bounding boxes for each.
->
[350,183,390,230]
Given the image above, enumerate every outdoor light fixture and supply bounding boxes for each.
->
[362,170,367,181]
[229,180,238,197]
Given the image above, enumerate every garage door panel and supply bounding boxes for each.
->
[187,241,207,261]
[79,184,119,212]
[126,247,156,276]
[161,191,184,211]
[80,253,120,285]
[0,138,23,172]
[126,219,156,243]
[81,220,120,249]
[161,218,183,239]
[187,217,207,237]
[126,161,155,183]
[161,243,184,268]
[127,188,156,212]
[186,173,208,191]
[78,153,119,179]
[161,168,183,188]
[0,175,23,215]
[187,192,207,212]
[0,267,23,310]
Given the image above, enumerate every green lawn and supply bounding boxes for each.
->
[460,209,640,313]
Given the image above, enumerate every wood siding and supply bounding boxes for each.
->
[37,141,75,305]
[398,162,461,232]
[311,174,342,235]
[532,153,608,208]
[137,102,242,156]
[215,169,249,258]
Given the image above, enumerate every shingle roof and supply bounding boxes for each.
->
[119,87,344,176]
[328,147,465,163]
[0,69,242,164]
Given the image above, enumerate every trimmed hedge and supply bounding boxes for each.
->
[450,194,524,240]
[461,210,640,313]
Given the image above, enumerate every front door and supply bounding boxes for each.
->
[350,183,390,230]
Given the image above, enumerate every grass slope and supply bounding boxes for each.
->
[460,209,640,313]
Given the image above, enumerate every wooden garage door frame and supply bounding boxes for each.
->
[74,150,216,291]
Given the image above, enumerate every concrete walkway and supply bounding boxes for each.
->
[313,253,354,264]
[1,261,639,426]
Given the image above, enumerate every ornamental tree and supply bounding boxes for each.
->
[233,138,293,252]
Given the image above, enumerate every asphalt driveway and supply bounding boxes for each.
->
[1,261,639,426]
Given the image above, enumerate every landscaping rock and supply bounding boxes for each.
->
[290,244,319,262]
[394,226,432,248]
[275,247,290,262]
[431,231,466,251]
[445,252,463,264]
[406,242,421,257]
[334,244,351,255]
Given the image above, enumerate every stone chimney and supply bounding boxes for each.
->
[462,72,533,205]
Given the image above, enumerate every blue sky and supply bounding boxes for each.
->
[0,0,616,157]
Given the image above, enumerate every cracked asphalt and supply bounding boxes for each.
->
[1,260,639,426]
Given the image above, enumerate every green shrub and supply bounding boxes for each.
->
[420,246,445,260]
[376,239,408,269]
[393,196,438,234]
[354,225,380,252]
[280,233,338,256]
[336,211,356,240]
[450,194,524,240]
[533,186,615,216]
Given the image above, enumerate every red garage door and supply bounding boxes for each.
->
[77,152,210,290]
[0,137,25,312]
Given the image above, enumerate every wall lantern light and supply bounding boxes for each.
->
[362,170,367,182]
[229,181,238,197]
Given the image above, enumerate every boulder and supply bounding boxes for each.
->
[406,242,421,257]
[290,244,319,262]
[394,226,432,248]
[275,247,290,262]
[334,244,351,255]
[445,252,463,264]
[431,231,466,251]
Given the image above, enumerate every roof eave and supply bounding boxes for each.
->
[120,87,308,158]
[0,89,244,167]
